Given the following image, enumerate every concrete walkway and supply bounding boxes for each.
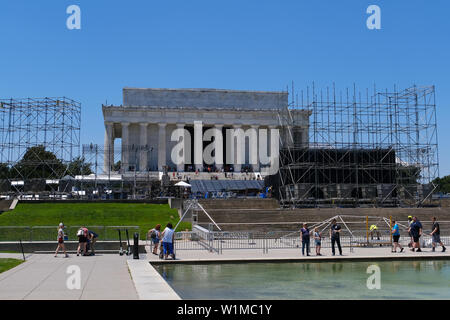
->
[0,253,138,300]
[147,245,450,264]
[0,253,27,260]
[127,257,180,300]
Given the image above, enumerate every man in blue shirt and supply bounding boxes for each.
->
[391,220,404,253]
[408,216,423,252]
[300,223,311,256]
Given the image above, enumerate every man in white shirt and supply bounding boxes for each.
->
[161,223,175,260]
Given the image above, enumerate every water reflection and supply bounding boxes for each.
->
[332,263,343,273]
[412,261,422,272]
[154,260,450,300]
[432,261,443,271]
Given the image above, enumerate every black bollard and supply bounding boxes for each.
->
[19,239,26,261]
[133,232,139,259]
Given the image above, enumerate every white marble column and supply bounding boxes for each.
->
[103,122,114,173]
[139,123,148,171]
[232,124,243,173]
[250,125,259,172]
[158,123,166,171]
[176,123,185,172]
[268,125,279,168]
[214,124,223,170]
[121,122,130,172]
[194,121,203,171]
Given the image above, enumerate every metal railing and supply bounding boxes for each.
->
[174,229,450,255]
[0,225,140,242]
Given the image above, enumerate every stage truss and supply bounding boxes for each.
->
[0,97,81,194]
[277,84,439,207]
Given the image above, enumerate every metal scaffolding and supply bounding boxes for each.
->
[0,97,81,194]
[81,144,161,199]
[277,84,439,208]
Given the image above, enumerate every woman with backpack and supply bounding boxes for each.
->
[76,226,88,256]
[148,224,161,255]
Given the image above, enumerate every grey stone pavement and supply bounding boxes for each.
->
[0,253,26,259]
[1,244,449,300]
[0,253,138,300]
[146,244,450,263]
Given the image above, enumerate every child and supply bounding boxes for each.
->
[54,223,69,258]
[313,227,322,256]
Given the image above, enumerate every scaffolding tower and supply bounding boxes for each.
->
[277,84,439,208]
[0,97,81,194]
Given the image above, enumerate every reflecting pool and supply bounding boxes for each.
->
[154,260,450,299]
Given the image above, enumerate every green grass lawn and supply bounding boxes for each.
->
[0,202,191,240]
[0,258,24,273]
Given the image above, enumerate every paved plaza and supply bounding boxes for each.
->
[0,253,138,300]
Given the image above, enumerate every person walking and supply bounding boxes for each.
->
[161,223,175,260]
[148,224,161,255]
[54,223,69,258]
[391,220,404,253]
[300,223,311,256]
[430,217,446,252]
[407,215,414,247]
[330,219,343,256]
[408,216,423,252]
[313,227,322,256]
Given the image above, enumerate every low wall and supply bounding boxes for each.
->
[14,199,168,204]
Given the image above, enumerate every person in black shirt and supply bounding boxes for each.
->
[300,223,311,256]
[329,219,342,256]
[408,216,423,252]
[430,217,446,252]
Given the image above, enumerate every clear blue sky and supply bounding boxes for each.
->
[1,1,449,175]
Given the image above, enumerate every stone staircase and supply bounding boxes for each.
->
[195,199,450,233]
[199,198,279,210]
[197,198,297,232]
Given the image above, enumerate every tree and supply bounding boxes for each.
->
[10,145,65,179]
[112,161,121,171]
[432,175,450,194]
[67,156,93,176]
[0,163,9,179]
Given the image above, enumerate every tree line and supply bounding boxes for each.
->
[0,145,92,179]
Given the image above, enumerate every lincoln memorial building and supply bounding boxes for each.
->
[102,88,310,175]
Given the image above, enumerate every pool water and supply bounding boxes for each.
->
[154,260,450,299]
